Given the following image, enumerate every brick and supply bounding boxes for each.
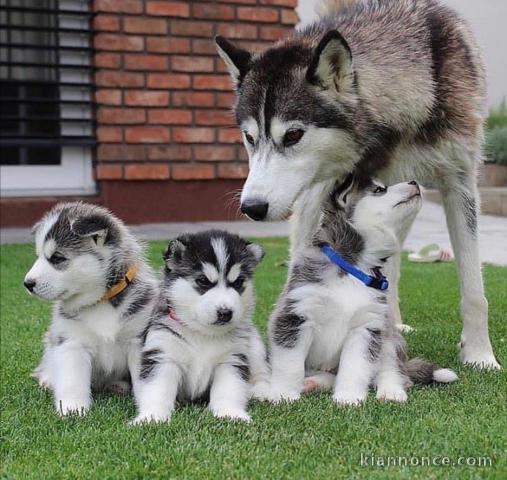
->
[172,127,215,143]
[172,91,215,107]
[95,71,144,87]
[260,25,292,41]
[217,92,235,108]
[96,164,123,180]
[148,145,192,161]
[94,34,144,52]
[95,89,122,105]
[195,109,233,126]
[259,0,298,6]
[191,39,217,55]
[148,109,192,124]
[94,0,143,14]
[193,75,232,91]
[125,163,170,180]
[125,54,168,71]
[171,20,214,37]
[215,59,230,73]
[97,144,146,161]
[216,23,258,40]
[98,107,146,124]
[93,15,120,31]
[238,148,249,161]
[147,37,190,53]
[94,53,121,69]
[218,0,257,4]
[172,55,214,73]
[125,127,171,143]
[147,73,190,89]
[219,128,243,144]
[147,1,190,17]
[281,9,299,25]
[193,146,236,161]
[125,90,169,106]
[97,127,122,143]
[172,164,215,180]
[192,3,234,20]
[218,163,249,179]
[124,17,168,34]
[238,7,279,23]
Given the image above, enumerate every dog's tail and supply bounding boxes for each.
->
[405,358,458,385]
[317,0,360,17]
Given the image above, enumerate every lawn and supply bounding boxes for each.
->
[1,239,506,479]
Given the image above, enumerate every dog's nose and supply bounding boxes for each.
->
[241,200,268,221]
[215,308,233,325]
[408,180,420,192]
[24,279,36,292]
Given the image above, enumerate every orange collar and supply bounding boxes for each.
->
[101,265,138,302]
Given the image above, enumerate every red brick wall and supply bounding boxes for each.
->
[92,0,298,184]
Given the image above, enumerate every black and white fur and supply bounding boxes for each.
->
[131,231,269,424]
[267,178,457,404]
[25,202,158,416]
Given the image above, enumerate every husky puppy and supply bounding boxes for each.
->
[131,230,268,424]
[25,202,158,416]
[215,0,499,368]
[267,178,457,404]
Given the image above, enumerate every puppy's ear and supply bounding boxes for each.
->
[163,236,188,268]
[331,173,355,210]
[245,242,265,266]
[72,214,109,246]
[306,30,354,95]
[215,36,251,88]
[31,219,43,236]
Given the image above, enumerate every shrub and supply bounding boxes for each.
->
[487,101,507,130]
[485,126,507,165]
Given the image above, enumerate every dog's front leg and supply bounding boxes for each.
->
[333,327,378,406]
[52,343,92,416]
[375,336,408,403]
[130,360,181,425]
[209,363,251,422]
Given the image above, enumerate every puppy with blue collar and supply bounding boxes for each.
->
[267,176,457,405]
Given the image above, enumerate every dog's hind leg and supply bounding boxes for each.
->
[440,169,500,369]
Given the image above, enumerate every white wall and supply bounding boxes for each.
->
[297,0,507,107]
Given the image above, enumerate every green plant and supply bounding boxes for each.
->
[487,101,507,130]
[485,126,507,165]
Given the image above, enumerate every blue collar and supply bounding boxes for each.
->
[320,244,389,291]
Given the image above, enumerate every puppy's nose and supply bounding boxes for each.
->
[241,200,268,221]
[24,279,36,293]
[215,308,233,325]
[408,180,420,192]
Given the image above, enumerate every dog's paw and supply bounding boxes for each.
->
[267,388,301,404]
[32,370,51,390]
[303,372,335,393]
[128,413,171,426]
[396,324,415,333]
[376,386,408,403]
[250,381,271,401]
[211,408,251,423]
[56,398,91,417]
[459,342,501,370]
[104,380,131,395]
[332,390,367,406]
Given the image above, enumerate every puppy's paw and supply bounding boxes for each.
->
[376,386,408,403]
[56,398,91,417]
[129,413,171,426]
[303,372,335,393]
[396,324,415,333]
[104,380,131,395]
[267,388,301,404]
[32,369,51,390]
[250,381,271,401]
[332,390,367,406]
[212,407,251,423]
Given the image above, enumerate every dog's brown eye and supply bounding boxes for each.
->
[230,277,245,290]
[49,253,66,265]
[373,186,387,194]
[196,275,212,288]
[283,129,304,147]
[244,132,255,146]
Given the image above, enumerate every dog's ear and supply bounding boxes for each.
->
[31,219,43,236]
[306,30,354,94]
[245,242,265,266]
[215,36,251,88]
[163,236,188,268]
[72,214,109,246]
[331,173,355,210]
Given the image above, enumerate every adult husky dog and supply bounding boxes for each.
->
[215,0,500,368]
[25,203,158,415]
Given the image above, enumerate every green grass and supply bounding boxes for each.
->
[1,239,506,479]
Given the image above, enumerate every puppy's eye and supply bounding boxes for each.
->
[283,129,304,147]
[230,277,245,290]
[195,275,213,288]
[244,132,255,146]
[49,252,66,265]
[373,186,387,194]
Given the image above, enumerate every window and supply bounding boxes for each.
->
[0,0,95,197]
